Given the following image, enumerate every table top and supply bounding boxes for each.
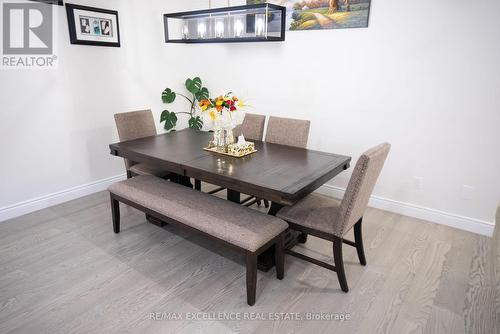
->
[109,129,351,206]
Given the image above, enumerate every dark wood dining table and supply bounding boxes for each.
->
[109,129,351,270]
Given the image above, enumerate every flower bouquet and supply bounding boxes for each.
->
[199,93,246,151]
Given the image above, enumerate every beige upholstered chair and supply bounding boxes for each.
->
[277,143,391,292]
[208,113,267,199]
[114,110,172,179]
[265,116,311,148]
[245,116,311,208]
[233,113,266,141]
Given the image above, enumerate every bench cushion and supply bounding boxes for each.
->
[108,175,288,252]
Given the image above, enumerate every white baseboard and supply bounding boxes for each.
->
[316,184,495,237]
[1,175,495,237]
[0,174,127,222]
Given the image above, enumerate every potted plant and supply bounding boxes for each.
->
[160,77,209,131]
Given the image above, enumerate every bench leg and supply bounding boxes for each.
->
[246,253,257,306]
[275,233,285,280]
[111,196,120,234]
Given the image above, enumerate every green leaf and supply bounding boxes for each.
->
[160,110,178,131]
[195,87,209,101]
[185,77,202,94]
[161,88,176,104]
[188,116,203,130]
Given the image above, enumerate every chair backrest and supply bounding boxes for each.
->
[233,113,266,141]
[114,109,157,169]
[265,116,310,148]
[335,143,391,236]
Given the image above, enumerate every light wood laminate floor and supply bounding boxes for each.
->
[0,187,498,334]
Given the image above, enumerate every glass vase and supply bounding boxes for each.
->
[213,128,234,152]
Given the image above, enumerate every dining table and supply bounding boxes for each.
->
[109,129,351,271]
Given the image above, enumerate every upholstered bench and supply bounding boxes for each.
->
[108,175,288,306]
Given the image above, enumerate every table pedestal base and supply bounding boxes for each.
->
[146,214,167,227]
[257,230,306,272]
[256,202,307,272]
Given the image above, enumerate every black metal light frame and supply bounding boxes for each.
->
[29,0,63,5]
[164,3,286,44]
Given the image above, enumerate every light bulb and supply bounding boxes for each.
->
[197,21,207,38]
[215,18,224,38]
[182,22,189,39]
[255,14,265,37]
[234,16,243,37]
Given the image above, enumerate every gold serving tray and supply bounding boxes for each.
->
[203,146,258,158]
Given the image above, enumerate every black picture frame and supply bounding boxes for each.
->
[65,3,120,47]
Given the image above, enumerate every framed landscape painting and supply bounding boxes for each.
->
[65,3,120,47]
[247,0,371,30]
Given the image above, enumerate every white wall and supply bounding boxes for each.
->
[1,0,499,233]
[0,0,135,212]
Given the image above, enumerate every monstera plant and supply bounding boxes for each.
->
[160,77,209,131]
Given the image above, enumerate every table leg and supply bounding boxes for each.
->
[268,202,284,216]
[146,214,167,227]
[177,175,194,188]
[227,189,241,203]
[254,203,282,271]
[256,202,307,271]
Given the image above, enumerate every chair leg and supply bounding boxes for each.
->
[275,233,285,280]
[246,198,269,207]
[256,199,270,208]
[194,179,201,191]
[208,187,225,195]
[246,253,257,306]
[245,198,258,207]
[354,218,367,266]
[333,237,348,292]
[240,196,254,205]
[111,196,120,234]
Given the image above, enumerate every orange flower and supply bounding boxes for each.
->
[199,99,211,111]
[232,96,238,102]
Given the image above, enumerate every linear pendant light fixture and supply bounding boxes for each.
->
[163,1,286,43]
